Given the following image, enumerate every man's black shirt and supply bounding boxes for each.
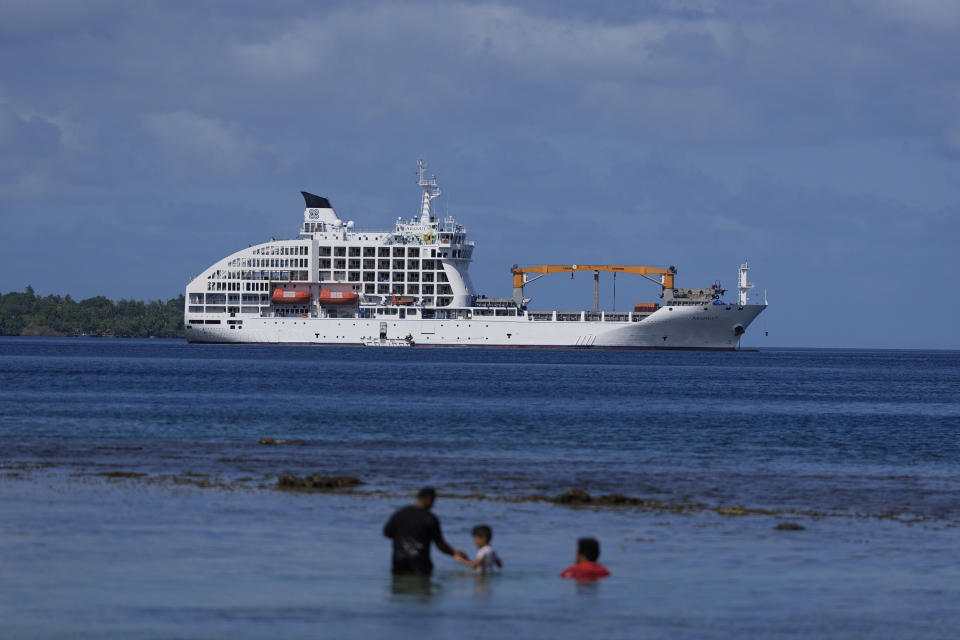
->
[383,505,443,575]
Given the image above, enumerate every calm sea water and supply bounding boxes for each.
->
[2,337,959,639]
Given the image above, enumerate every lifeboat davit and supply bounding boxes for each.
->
[272,289,310,304]
[318,289,359,305]
[391,295,415,305]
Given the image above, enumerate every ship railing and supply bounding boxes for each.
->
[526,310,642,323]
[259,310,320,319]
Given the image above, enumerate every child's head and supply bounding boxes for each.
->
[577,537,601,562]
[471,524,493,547]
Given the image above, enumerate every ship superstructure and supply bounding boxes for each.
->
[184,161,766,348]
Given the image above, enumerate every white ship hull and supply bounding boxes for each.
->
[184,161,767,349]
[185,303,766,349]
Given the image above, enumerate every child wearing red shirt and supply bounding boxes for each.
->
[560,537,610,580]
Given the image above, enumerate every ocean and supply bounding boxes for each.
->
[2,337,959,638]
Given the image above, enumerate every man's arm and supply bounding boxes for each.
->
[432,518,465,558]
[435,538,466,558]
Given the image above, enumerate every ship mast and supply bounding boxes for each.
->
[418,159,441,225]
[738,260,755,306]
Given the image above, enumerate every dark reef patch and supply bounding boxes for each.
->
[276,474,364,491]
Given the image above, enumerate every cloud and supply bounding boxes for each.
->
[853,0,960,31]
[212,1,960,147]
[140,109,268,172]
[944,120,960,157]
[3,1,960,345]
[0,0,118,39]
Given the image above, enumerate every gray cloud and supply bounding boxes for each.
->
[140,109,272,173]
[2,0,960,346]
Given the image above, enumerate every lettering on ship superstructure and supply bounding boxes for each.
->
[183,160,767,349]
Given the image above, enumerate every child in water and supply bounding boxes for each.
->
[457,525,502,573]
[560,537,610,580]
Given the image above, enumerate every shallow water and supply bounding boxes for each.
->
[2,338,959,638]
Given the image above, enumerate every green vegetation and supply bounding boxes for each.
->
[0,286,184,338]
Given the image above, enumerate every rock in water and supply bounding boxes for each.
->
[552,489,592,504]
[276,474,364,491]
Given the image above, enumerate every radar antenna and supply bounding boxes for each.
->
[418,159,441,225]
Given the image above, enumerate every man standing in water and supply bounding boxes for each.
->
[383,487,465,576]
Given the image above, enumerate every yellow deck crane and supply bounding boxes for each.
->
[510,264,676,310]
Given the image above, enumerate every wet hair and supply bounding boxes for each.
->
[472,525,492,541]
[416,487,436,500]
[577,537,600,562]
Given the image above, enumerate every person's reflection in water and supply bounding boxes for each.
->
[472,574,493,597]
[389,573,435,601]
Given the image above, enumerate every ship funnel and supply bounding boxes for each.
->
[302,191,342,226]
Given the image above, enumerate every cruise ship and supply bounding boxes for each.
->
[184,161,766,348]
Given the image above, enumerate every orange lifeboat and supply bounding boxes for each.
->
[272,289,310,304]
[391,295,415,306]
[633,302,660,313]
[318,289,359,305]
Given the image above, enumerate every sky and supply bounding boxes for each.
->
[1,0,959,348]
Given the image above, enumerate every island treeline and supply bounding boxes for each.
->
[0,286,185,338]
